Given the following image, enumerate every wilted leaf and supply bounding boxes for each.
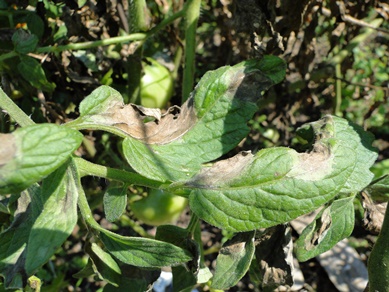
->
[25,159,80,274]
[175,115,377,232]
[99,230,192,268]
[0,123,83,194]
[211,231,255,290]
[361,191,387,234]
[250,225,294,290]
[295,196,355,262]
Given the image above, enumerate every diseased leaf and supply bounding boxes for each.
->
[361,191,386,234]
[67,57,286,182]
[103,183,128,222]
[295,196,355,262]
[175,115,377,232]
[211,231,255,290]
[99,231,192,268]
[25,159,80,274]
[250,225,294,289]
[0,123,83,194]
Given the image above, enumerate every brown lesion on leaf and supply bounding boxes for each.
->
[0,133,16,167]
[185,151,254,188]
[304,207,332,250]
[89,97,197,144]
[226,69,273,102]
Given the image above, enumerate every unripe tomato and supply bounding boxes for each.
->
[140,58,173,109]
[130,189,187,226]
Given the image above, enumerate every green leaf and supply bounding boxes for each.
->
[79,85,123,116]
[103,183,128,222]
[0,123,83,194]
[176,115,377,232]
[211,231,255,290]
[0,186,42,289]
[365,175,389,201]
[17,56,56,92]
[99,231,192,268]
[25,159,79,274]
[12,29,38,54]
[84,242,122,287]
[295,196,355,262]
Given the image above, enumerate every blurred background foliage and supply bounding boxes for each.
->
[0,0,388,291]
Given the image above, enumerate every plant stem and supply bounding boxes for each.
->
[36,34,147,54]
[333,46,342,116]
[0,86,35,127]
[74,156,166,189]
[181,0,201,103]
[368,206,389,291]
[34,7,186,56]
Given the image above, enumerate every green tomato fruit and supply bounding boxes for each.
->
[130,189,188,226]
[140,57,173,109]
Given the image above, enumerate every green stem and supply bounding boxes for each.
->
[73,156,166,189]
[368,206,389,291]
[332,46,342,116]
[181,0,201,103]
[36,33,147,54]
[0,86,35,127]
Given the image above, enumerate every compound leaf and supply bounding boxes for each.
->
[0,123,83,194]
[175,116,377,232]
